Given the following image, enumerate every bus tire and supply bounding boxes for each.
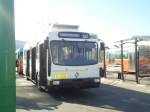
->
[47,86,58,93]
[37,80,42,90]
[47,86,52,93]
[26,77,30,81]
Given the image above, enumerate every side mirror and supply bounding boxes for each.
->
[100,42,105,50]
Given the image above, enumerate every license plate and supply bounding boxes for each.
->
[53,74,69,79]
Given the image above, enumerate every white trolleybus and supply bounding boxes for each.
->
[25,24,104,91]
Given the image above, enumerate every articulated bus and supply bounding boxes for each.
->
[24,25,103,90]
[106,41,150,76]
[16,43,31,75]
[16,48,24,74]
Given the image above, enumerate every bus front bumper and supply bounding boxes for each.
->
[49,78,100,89]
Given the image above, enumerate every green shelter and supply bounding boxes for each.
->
[0,0,16,112]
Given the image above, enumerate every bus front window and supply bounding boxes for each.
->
[51,41,98,66]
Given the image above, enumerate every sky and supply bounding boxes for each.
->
[15,0,150,45]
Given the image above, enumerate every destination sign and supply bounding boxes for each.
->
[58,32,89,39]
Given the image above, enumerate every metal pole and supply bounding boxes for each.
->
[121,40,124,81]
[135,38,139,84]
[103,44,106,78]
[0,0,16,112]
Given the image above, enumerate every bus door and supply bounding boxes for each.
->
[39,43,47,87]
[26,50,30,77]
[31,47,36,81]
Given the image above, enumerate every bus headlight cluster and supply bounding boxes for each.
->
[94,79,100,83]
[53,81,60,85]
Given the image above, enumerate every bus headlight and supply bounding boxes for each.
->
[94,79,100,83]
[53,81,60,85]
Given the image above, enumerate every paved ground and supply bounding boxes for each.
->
[16,74,150,112]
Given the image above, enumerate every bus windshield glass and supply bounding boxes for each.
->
[50,41,98,66]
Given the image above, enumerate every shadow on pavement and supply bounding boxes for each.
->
[16,96,60,111]
[16,74,62,111]
[49,84,150,112]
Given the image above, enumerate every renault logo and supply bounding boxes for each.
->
[74,72,79,78]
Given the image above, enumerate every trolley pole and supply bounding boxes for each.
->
[121,40,124,81]
[0,0,16,112]
[135,38,139,84]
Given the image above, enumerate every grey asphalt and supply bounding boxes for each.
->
[16,74,150,112]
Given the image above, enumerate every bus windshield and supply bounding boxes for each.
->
[50,41,98,66]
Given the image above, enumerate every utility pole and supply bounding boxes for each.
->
[0,0,16,112]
